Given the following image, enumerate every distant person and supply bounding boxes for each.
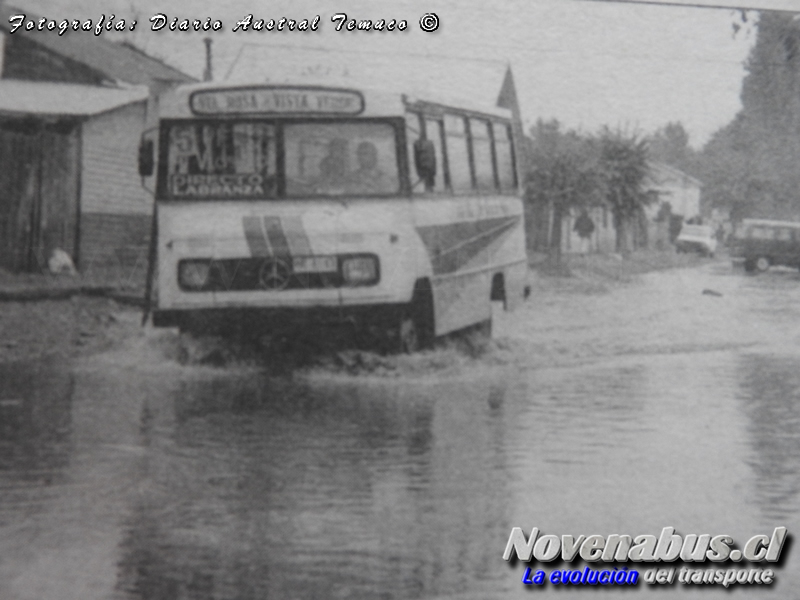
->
[316,138,349,188]
[574,209,595,254]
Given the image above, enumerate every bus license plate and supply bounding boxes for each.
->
[293,256,337,273]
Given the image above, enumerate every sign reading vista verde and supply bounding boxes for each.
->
[190,87,364,116]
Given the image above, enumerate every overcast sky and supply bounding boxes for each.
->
[16,0,795,147]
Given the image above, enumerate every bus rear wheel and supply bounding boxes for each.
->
[755,256,770,272]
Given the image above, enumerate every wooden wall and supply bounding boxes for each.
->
[79,102,152,284]
[0,119,80,272]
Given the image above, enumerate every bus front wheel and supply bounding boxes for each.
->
[396,281,434,354]
[398,315,421,354]
[755,256,770,272]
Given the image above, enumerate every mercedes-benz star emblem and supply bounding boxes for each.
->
[258,257,291,290]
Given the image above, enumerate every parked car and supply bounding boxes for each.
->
[675,224,717,257]
[730,219,800,272]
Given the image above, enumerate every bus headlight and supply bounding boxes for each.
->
[341,256,378,285]
[178,260,211,290]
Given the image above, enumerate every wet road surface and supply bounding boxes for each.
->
[1,262,799,599]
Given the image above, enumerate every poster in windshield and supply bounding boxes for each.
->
[169,173,273,198]
[167,122,277,198]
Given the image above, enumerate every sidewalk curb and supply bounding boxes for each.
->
[0,286,145,307]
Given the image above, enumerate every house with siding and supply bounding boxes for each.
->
[643,162,702,249]
[0,3,194,282]
[644,162,702,221]
[551,162,701,254]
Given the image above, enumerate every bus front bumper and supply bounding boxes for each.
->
[152,304,407,335]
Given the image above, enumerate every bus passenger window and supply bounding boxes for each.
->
[493,122,516,191]
[424,118,447,192]
[470,118,495,191]
[444,114,473,192]
[284,122,399,196]
[405,111,423,184]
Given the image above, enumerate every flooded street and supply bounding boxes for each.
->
[1,262,799,599]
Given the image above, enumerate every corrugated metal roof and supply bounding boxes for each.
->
[0,79,148,117]
[0,4,195,86]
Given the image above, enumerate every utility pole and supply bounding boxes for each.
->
[203,38,213,82]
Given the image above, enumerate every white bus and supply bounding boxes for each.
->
[140,82,528,352]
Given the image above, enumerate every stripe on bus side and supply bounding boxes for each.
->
[242,215,313,258]
[415,215,521,275]
[282,215,313,255]
[264,216,291,256]
[243,216,271,257]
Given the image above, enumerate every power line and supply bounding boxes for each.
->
[224,41,507,80]
[223,39,758,82]
[218,2,794,80]
[575,0,795,13]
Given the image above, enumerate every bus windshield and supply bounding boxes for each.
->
[164,120,400,199]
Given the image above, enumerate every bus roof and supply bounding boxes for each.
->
[157,81,514,122]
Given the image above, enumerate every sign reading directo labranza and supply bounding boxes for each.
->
[503,527,788,588]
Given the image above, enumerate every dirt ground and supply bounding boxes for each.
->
[0,297,143,363]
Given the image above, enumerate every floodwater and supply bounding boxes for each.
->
[1,262,799,599]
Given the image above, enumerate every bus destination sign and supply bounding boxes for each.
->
[189,87,364,116]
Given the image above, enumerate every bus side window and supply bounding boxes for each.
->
[405,111,423,184]
[470,118,495,191]
[424,118,447,192]
[493,122,517,191]
[444,113,472,193]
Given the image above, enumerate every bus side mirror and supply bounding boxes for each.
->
[138,139,154,177]
[413,139,436,191]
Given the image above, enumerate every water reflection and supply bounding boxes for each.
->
[116,372,515,600]
[5,264,800,599]
[736,353,800,522]
[0,359,73,476]
[115,352,798,600]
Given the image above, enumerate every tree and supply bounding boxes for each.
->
[525,120,602,257]
[695,11,800,222]
[596,128,653,253]
[648,122,697,175]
